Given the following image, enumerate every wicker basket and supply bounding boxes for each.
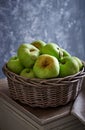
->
[2,63,85,108]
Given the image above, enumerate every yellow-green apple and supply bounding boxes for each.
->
[59,56,79,77]
[20,68,35,78]
[31,40,46,52]
[41,43,61,59]
[33,54,60,79]
[47,42,60,48]
[7,56,24,74]
[17,44,40,68]
[72,56,83,70]
[60,48,71,57]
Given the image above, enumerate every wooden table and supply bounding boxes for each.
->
[0,78,85,130]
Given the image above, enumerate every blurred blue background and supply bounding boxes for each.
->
[0,0,85,78]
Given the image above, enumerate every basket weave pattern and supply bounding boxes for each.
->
[2,64,85,108]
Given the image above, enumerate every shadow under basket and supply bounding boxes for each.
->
[2,63,85,108]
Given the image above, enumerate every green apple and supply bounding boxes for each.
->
[47,42,60,48]
[17,44,40,68]
[41,43,61,59]
[7,56,24,74]
[60,48,71,57]
[20,68,35,78]
[31,40,46,52]
[33,54,60,79]
[59,56,79,77]
[72,56,83,70]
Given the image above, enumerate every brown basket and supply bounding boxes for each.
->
[2,63,85,108]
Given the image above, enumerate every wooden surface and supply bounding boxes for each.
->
[0,78,73,125]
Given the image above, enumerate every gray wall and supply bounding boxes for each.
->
[0,0,85,78]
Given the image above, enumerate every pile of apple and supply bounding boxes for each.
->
[7,40,83,79]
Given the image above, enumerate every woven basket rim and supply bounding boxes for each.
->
[2,63,85,82]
